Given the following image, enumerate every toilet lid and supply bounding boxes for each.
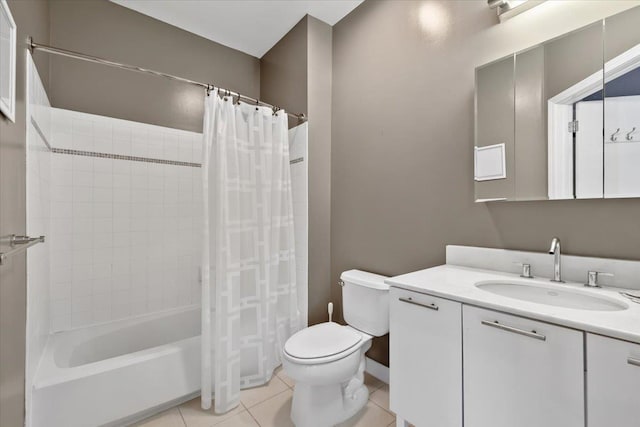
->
[284,322,362,359]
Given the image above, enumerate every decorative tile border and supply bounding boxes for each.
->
[33,116,301,168]
[290,157,304,164]
[31,116,201,168]
[50,147,201,167]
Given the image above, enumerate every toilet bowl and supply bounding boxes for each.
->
[283,270,389,427]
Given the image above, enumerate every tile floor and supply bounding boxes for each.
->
[132,368,397,427]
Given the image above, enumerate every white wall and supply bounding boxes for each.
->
[289,123,308,327]
[25,53,52,427]
[48,109,203,331]
[605,95,640,198]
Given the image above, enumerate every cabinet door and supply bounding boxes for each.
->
[587,333,640,427]
[463,306,584,427]
[389,288,462,427]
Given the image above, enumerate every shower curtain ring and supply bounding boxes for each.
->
[627,127,637,141]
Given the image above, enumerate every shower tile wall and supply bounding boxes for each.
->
[289,123,309,327]
[26,54,52,425]
[49,109,203,331]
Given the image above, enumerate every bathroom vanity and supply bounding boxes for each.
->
[388,246,640,427]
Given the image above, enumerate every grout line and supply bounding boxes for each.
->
[245,388,291,411]
[244,404,262,427]
[275,371,293,390]
[176,406,188,427]
[244,391,290,427]
[367,392,395,418]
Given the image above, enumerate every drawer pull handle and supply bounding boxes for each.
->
[399,297,439,311]
[481,320,546,341]
[627,357,640,367]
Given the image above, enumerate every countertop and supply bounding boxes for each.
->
[386,264,640,345]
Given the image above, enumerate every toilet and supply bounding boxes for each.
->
[282,270,389,427]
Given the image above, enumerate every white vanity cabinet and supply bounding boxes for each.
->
[389,288,462,427]
[463,306,584,427]
[587,334,640,427]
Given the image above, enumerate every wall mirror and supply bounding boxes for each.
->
[474,6,640,202]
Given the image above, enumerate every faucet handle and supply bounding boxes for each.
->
[513,262,533,279]
[585,271,614,288]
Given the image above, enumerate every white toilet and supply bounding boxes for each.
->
[282,270,389,427]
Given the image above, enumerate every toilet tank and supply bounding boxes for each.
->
[340,270,390,337]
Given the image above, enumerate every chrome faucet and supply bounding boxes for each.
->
[548,237,564,283]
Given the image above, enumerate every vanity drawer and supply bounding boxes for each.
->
[463,306,584,427]
[389,288,462,427]
[587,334,640,427]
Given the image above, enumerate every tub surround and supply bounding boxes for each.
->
[49,108,203,331]
[25,53,52,427]
[32,307,200,427]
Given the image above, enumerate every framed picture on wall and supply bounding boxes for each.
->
[0,0,16,122]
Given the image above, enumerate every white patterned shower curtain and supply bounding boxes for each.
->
[200,89,301,414]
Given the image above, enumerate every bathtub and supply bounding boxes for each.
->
[32,306,201,427]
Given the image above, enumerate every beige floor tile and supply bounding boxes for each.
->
[386,422,415,427]
[369,384,390,412]
[336,400,395,427]
[240,375,289,409]
[274,365,295,388]
[246,389,294,427]
[364,373,384,394]
[214,411,260,427]
[179,397,245,427]
[132,408,186,427]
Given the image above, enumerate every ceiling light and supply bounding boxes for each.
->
[488,0,546,22]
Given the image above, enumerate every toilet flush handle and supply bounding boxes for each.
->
[328,302,334,322]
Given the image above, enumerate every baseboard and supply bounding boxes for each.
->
[365,357,389,384]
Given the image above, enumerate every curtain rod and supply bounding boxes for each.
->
[27,37,306,122]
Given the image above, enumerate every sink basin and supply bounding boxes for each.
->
[475,280,628,311]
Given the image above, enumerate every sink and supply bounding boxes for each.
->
[475,280,628,311]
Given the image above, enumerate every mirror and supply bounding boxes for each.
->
[474,6,640,202]
[603,7,640,199]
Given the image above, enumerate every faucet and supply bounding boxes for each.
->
[548,237,564,283]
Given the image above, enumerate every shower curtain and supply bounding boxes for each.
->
[200,89,300,413]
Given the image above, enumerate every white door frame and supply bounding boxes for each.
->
[547,42,640,199]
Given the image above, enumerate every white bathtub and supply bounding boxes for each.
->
[32,306,201,427]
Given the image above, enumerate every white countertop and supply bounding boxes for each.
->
[386,264,640,345]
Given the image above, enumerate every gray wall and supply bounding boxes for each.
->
[261,15,333,326]
[331,0,640,366]
[306,16,333,326]
[0,1,50,425]
[261,16,308,128]
[49,0,260,133]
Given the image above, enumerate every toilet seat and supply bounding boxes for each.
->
[284,322,363,365]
